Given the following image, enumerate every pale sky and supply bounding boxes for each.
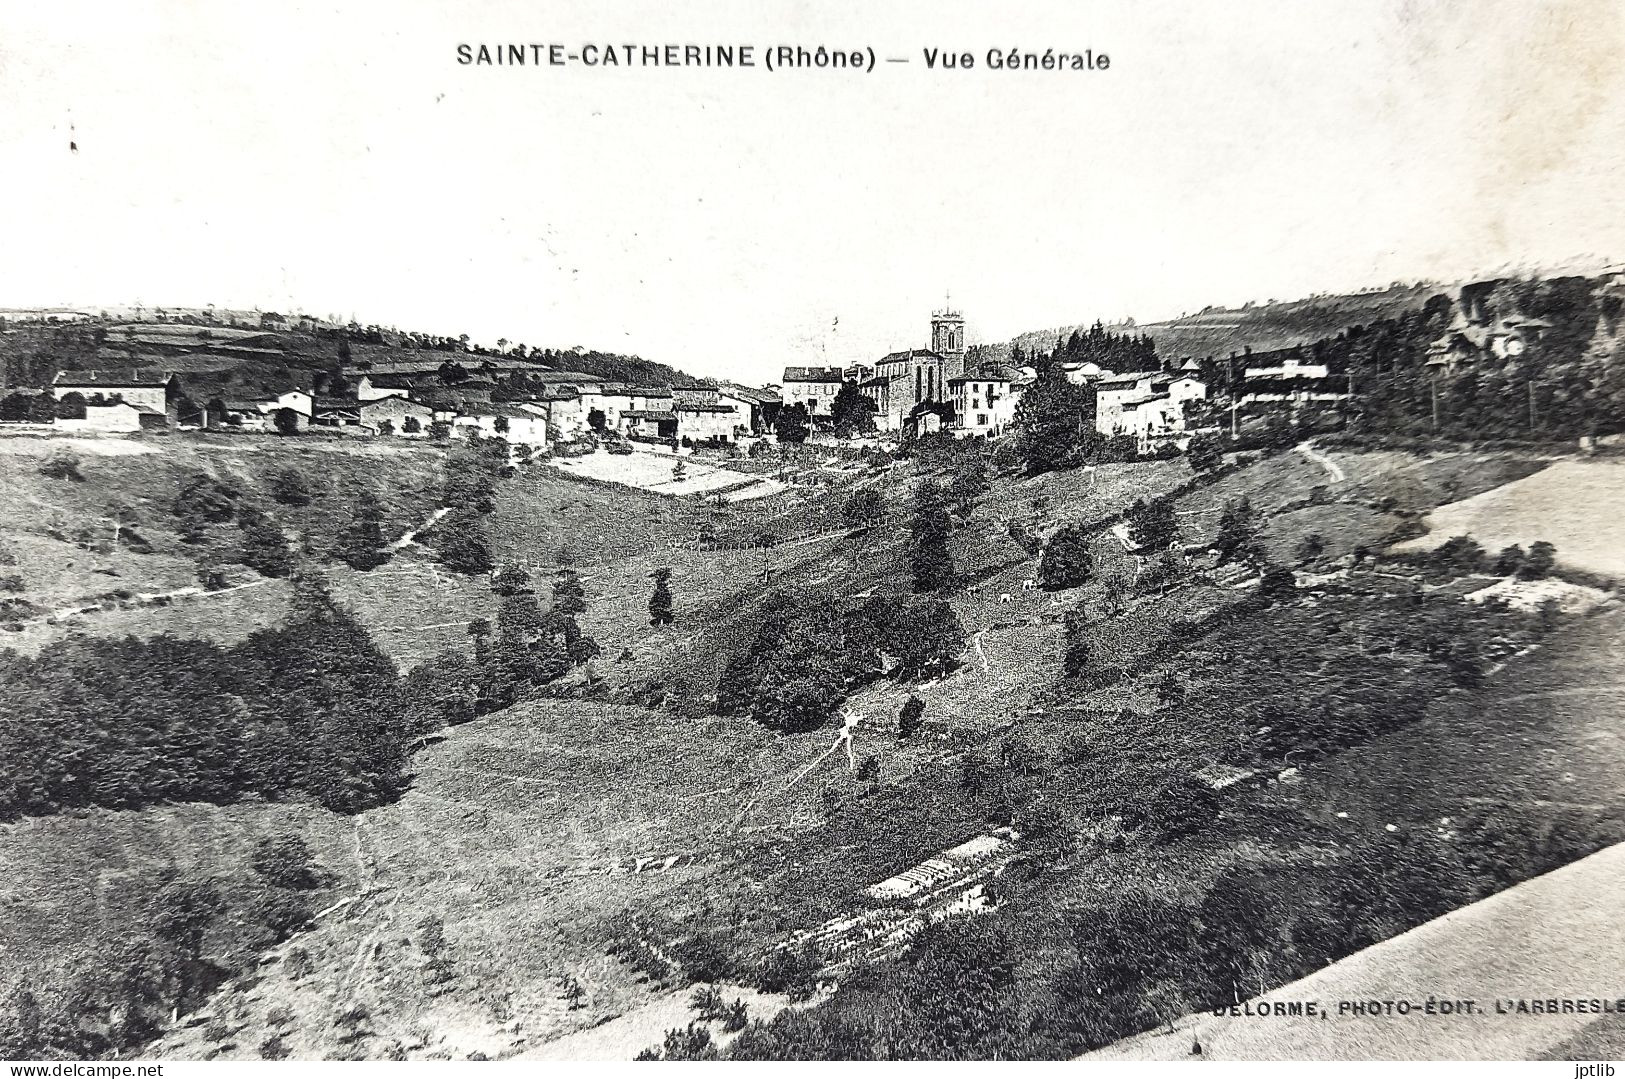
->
[3,0,1623,383]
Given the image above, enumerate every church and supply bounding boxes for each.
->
[859,307,968,431]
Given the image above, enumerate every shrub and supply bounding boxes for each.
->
[38,451,83,481]
[755,943,822,1000]
[1038,523,1094,590]
[251,833,318,889]
[898,695,925,738]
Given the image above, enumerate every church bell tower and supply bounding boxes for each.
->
[931,305,966,381]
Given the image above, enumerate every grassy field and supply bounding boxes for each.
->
[7,432,1622,1061]
[143,700,911,1060]
[1392,457,1625,579]
[1301,604,1625,830]
[0,432,444,638]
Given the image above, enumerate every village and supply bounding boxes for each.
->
[0,301,1388,470]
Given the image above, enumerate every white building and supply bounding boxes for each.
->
[948,369,1027,436]
[51,369,175,415]
[56,401,163,433]
[780,366,845,415]
[453,403,551,447]
[1095,371,1208,449]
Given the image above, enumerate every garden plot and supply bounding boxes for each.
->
[548,449,784,501]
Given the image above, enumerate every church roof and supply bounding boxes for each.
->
[876,349,945,365]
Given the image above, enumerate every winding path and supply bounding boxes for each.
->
[1296,440,1346,484]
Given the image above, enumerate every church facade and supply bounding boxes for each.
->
[860,308,968,431]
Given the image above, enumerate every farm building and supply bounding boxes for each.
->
[358,394,434,435]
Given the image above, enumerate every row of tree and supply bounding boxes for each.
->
[0,574,415,819]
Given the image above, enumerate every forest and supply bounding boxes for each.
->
[0,575,417,819]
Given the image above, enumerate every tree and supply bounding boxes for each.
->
[269,467,313,507]
[842,489,884,529]
[251,834,319,890]
[908,479,954,593]
[431,508,493,575]
[587,407,607,433]
[1493,544,1526,576]
[238,506,293,578]
[1126,497,1177,552]
[1185,431,1224,471]
[649,567,675,625]
[1294,532,1327,564]
[271,407,301,435]
[147,875,223,981]
[1063,606,1091,676]
[552,567,587,615]
[1011,365,1096,474]
[1213,496,1259,564]
[332,493,389,571]
[948,453,990,515]
[401,650,481,733]
[1431,534,1486,577]
[1522,540,1557,579]
[1038,523,1094,590]
[898,695,925,738]
[830,382,878,436]
[777,402,811,444]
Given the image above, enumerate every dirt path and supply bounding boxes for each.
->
[1297,441,1346,483]
[389,505,450,551]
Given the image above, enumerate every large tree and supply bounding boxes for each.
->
[1011,365,1097,474]
[909,479,954,592]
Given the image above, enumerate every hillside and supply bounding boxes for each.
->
[0,417,1620,1061]
[1003,281,1445,362]
[0,316,703,398]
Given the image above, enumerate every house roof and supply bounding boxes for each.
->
[719,383,779,404]
[782,365,845,382]
[1122,392,1173,408]
[622,409,678,421]
[675,403,737,414]
[53,368,172,388]
[359,393,431,410]
[364,373,418,389]
[1097,374,1156,389]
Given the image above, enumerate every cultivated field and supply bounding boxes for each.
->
[1391,458,1625,578]
[547,448,784,502]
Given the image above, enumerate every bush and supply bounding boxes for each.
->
[255,888,314,942]
[251,833,319,890]
[755,943,822,1001]
[1521,540,1557,579]
[269,468,314,506]
[1038,523,1094,590]
[898,695,925,738]
[38,451,83,481]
